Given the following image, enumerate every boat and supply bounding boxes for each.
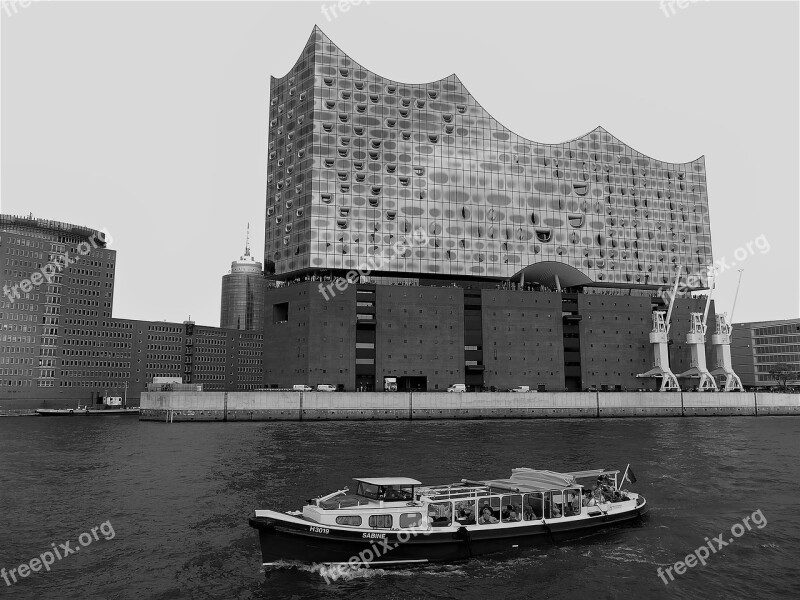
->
[36,404,89,416]
[36,397,139,416]
[249,467,647,568]
[36,406,139,416]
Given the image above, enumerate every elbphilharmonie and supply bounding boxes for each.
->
[260,27,719,394]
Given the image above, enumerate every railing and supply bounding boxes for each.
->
[418,484,490,501]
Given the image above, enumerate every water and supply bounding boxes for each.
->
[1,417,798,599]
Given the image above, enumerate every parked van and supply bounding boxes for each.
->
[509,385,530,393]
[447,383,466,393]
[316,384,337,392]
[292,384,313,392]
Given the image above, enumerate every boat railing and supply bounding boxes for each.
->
[418,484,491,501]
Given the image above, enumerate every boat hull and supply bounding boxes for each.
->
[35,409,88,416]
[35,408,139,416]
[249,498,647,566]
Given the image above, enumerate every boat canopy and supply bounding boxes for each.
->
[352,477,421,487]
[563,469,620,480]
[510,468,579,488]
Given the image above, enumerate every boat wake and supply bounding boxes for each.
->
[263,560,468,581]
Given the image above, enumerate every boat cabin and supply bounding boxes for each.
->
[353,477,419,502]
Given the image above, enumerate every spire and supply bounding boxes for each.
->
[244,223,251,258]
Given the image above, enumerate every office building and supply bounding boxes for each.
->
[220,227,268,331]
[731,319,800,388]
[1,215,263,408]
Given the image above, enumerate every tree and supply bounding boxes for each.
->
[769,363,797,390]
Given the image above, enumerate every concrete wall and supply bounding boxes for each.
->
[683,392,756,416]
[227,391,300,421]
[755,392,800,416]
[598,392,683,417]
[302,392,409,420]
[137,390,800,422]
[413,392,595,419]
[139,391,228,421]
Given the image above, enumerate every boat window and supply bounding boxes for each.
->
[383,486,413,501]
[477,497,501,525]
[544,491,563,518]
[501,494,522,522]
[523,492,544,520]
[427,502,452,527]
[454,500,476,525]
[368,514,393,529]
[335,515,362,526]
[356,482,380,499]
[562,489,582,517]
[399,513,423,528]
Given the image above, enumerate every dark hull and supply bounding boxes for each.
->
[36,408,138,416]
[249,502,647,566]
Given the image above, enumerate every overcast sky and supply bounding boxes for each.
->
[2,0,798,327]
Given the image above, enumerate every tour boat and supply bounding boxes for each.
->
[249,467,647,567]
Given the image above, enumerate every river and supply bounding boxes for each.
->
[1,416,798,599]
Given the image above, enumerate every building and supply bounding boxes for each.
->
[1,214,115,398]
[261,28,717,392]
[220,226,268,331]
[731,319,800,388]
[1,215,264,409]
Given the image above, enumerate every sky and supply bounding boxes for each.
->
[2,0,798,327]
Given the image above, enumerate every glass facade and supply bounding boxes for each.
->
[264,27,713,288]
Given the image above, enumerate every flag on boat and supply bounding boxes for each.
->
[622,466,637,484]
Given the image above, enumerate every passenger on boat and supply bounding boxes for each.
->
[543,496,561,518]
[502,504,520,522]
[525,495,544,519]
[455,501,475,524]
[479,506,499,524]
[428,502,452,527]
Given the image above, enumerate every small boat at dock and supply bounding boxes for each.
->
[249,467,647,567]
[36,405,89,416]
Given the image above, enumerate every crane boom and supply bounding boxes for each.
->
[665,265,682,333]
[702,274,713,325]
[729,269,744,325]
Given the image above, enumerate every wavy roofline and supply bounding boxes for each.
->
[274,26,704,166]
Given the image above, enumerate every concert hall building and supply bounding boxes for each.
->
[261,27,717,392]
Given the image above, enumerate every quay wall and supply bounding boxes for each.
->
[598,392,683,417]
[139,391,800,422]
[683,392,757,416]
